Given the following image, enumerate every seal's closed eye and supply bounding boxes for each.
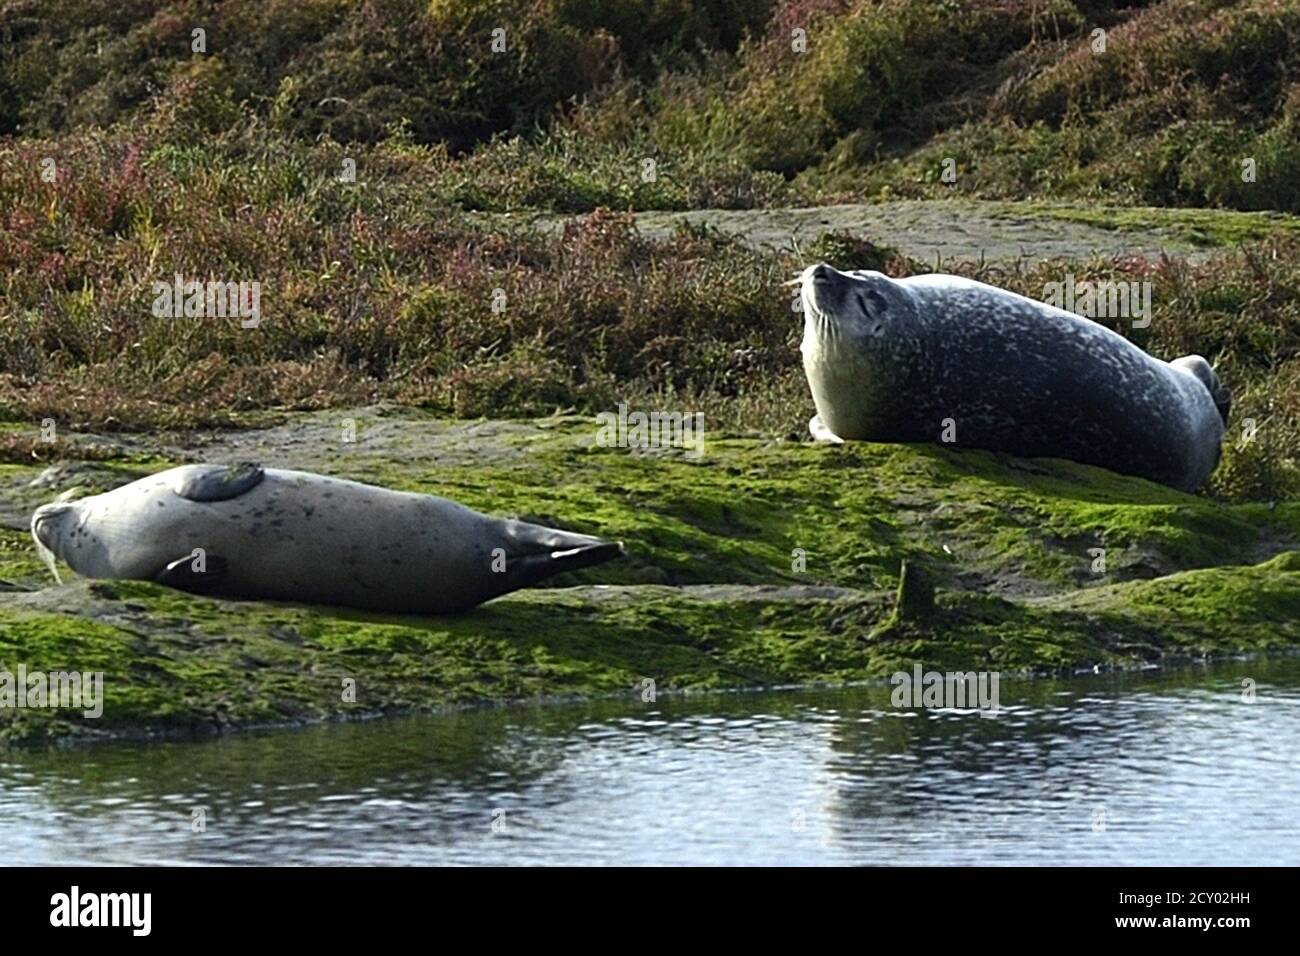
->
[855,289,889,333]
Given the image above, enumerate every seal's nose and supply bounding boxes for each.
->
[810,263,836,283]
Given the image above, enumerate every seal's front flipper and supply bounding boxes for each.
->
[504,541,624,592]
[172,463,265,502]
[155,553,229,594]
[809,415,845,444]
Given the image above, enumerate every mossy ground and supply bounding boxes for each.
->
[2,412,1297,745]
[996,203,1300,248]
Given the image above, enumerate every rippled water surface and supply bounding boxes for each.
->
[4,659,1299,865]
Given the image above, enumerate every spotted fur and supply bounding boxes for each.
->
[799,265,1227,491]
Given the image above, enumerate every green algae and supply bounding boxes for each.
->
[1,414,1297,745]
[997,203,1300,249]
[0,528,47,588]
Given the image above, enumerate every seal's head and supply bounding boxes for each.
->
[795,264,921,442]
[797,264,914,346]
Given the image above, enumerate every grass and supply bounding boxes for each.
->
[1,135,1296,499]
[1,3,1296,482]
[0,2,1296,213]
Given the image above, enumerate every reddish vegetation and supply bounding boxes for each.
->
[0,1,1296,500]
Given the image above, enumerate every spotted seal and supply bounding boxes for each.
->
[30,464,623,613]
[797,265,1230,491]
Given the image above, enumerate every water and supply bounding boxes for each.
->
[3,659,1299,865]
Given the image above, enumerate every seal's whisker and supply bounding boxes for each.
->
[34,538,61,584]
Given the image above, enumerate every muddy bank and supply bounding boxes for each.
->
[521,200,1300,265]
[2,409,1298,745]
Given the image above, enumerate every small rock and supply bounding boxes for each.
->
[28,464,82,489]
[632,565,672,585]
[895,560,936,622]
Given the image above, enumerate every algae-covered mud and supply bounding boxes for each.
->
[532,200,1300,265]
[2,409,1297,745]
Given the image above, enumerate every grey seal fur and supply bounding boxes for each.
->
[30,464,623,613]
[798,264,1229,491]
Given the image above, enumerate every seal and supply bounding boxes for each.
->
[29,463,623,613]
[797,264,1230,491]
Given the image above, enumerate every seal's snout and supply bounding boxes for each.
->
[801,263,865,329]
[807,263,847,287]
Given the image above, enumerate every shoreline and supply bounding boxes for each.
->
[3,411,1297,748]
[7,643,1297,752]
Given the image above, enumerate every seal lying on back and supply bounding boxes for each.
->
[30,464,623,613]
[797,265,1230,491]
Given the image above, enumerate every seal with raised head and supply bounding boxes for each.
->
[797,265,1230,491]
[30,464,623,613]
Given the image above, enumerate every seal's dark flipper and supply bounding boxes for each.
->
[506,541,624,592]
[172,463,265,502]
[1172,355,1232,426]
[1213,384,1232,426]
[155,553,229,593]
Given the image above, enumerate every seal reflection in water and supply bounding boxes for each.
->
[797,264,1230,492]
[30,464,623,614]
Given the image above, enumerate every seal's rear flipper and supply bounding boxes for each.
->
[809,415,845,444]
[1171,355,1232,426]
[505,541,624,591]
[156,554,229,594]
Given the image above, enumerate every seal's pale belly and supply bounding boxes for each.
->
[802,272,1225,491]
